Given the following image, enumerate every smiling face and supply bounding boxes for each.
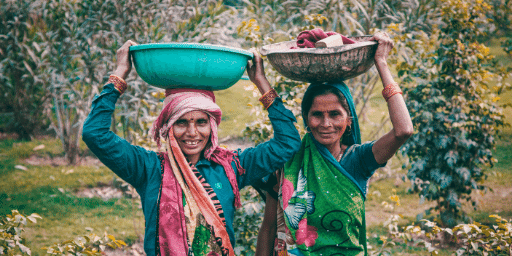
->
[172,110,211,164]
[306,93,351,153]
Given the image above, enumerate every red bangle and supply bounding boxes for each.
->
[259,89,278,109]
[108,75,128,94]
[382,82,402,102]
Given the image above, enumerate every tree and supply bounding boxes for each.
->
[30,0,240,164]
[398,0,511,226]
[35,0,117,164]
[0,0,50,140]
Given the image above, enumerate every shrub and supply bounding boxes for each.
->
[42,233,126,256]
[0,210,41,255]
[398,0,511,226]
[0,210,125,256]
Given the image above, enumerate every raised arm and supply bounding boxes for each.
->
[371,32,414,165]
[82,40,160,188]
[237,50,301,187]
[246,48,272,95]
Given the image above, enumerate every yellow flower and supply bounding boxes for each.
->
[389,194,400,206]
[388,23,399,32]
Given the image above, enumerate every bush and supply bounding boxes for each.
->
[0,210,41,255]
[398,0,511,226]
[0,210,125,256]
[42,233,126,256]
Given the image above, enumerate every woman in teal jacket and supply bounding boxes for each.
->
[82,40,301,256]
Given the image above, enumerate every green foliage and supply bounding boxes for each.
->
[0,0,50,140]
[42,233,126,256]
[367,191,512,255]
[420,215,512,256]
[0,210,41,255]
[234,187,264,255]
[398,0,512,226]
[370,213,512,255]
[1,209,126,256]
[452,215,512,255]
[503,38,512,56]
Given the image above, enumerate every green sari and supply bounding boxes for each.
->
[275,82,367,256]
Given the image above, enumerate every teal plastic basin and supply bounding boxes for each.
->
[130,43,254,91]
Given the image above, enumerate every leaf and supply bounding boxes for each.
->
[17,242,32,255]
[27,213,42,223]
[116,240,127,246]
[455,167,470,182]
[23,60,35,77]
[444,150,458,168]
[33,144,45,151]
[15,165,28,171]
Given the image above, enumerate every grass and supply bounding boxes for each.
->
[216,79,260,138]
[0,137,143,255]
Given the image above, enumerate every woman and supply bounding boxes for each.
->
[82,40,301,256]
[255,31,414,256]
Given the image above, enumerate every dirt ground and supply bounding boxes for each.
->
[24,154,102,167]
[20,136,254,167]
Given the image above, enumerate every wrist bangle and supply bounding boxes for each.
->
[108,75,128,94]
[259,89,278,109]
[382,82,402,102]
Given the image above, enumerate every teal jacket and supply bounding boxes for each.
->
[82,83,301,255]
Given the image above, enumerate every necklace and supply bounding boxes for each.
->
[336,151,343,162]
[331,148,343,162]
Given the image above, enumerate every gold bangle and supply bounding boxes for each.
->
[259,89,278,109]
[108,75,128,94]
[382,82,402,102]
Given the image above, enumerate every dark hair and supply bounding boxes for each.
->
[301,84,352,125]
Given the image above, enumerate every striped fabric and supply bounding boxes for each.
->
[166,130,232,255]
[192,166,227,227]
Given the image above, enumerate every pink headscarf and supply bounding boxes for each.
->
[152,88,245,208]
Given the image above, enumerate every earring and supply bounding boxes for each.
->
[343,126,351,137]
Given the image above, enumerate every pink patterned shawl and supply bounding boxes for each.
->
[152,88,245,256]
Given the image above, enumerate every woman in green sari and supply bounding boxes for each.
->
[255,31,414,256]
